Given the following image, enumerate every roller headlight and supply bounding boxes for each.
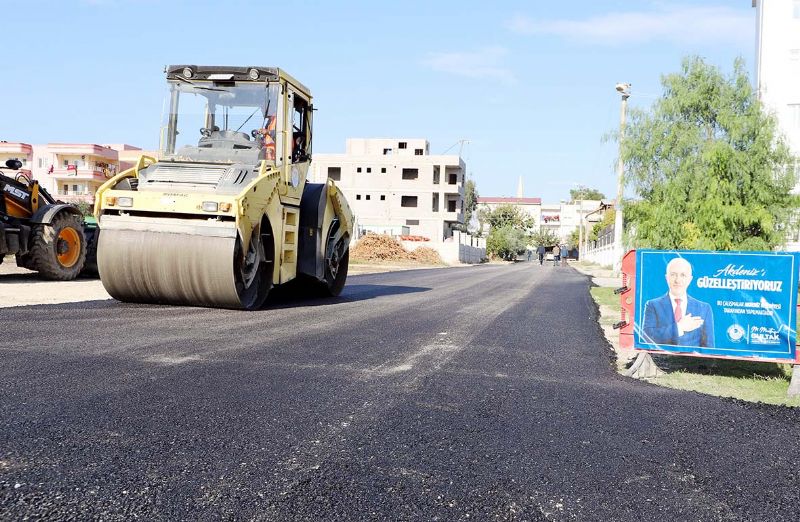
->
[201,201,219,212]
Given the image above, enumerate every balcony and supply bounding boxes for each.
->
[443,210,464,223]
[51,167,113,181]
[55,194,94,205]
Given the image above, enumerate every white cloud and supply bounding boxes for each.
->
[422,46,516,84]
[507,5,753,47]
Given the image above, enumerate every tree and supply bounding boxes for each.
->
[620,56,799,251]
[481,203,534,259]
[590,209,615,241]
[480,203,534,230]
[529,229,560,247]
[487,226,526,260]
[567,229,580,248]
[463,177,479,233]
[569,186,605,202]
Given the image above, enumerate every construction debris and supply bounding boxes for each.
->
[350,234,444,265]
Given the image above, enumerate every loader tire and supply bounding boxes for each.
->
[29,213,87,281]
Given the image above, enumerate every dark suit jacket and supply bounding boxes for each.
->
[642,293,715,348]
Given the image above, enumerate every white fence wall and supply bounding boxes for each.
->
[401,231,486,264]
[581,243,615,267]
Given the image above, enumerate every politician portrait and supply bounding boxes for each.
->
[642,256,715,348]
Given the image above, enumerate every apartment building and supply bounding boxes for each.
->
[477,196,602,242]
[754,0,800,248]
[311,138,465,241]
[754,0,800,157]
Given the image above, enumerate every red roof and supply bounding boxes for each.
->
[477,197,542,204]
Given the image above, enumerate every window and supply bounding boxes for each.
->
[448,200,457,212]
[327,166,341,181]
[380,195,386,201]
[383,148,392,155]
[357,167,362,173]
[356,194,361,200]
[381,167,386,173]
[367,167,372,173]
[398,142,407,149]
[401,196,418,207]
[432,193,439,212]
[414,149,423,156]
[433,166,440,184]
[63,159,69,167]
[62,184,68,194]
[402,168,419,180]
[365,195,371,200]
[448,173,458,184]
[406,219,419,226]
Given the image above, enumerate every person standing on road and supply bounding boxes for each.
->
[552,244,560,267]
[537,244,545,265]
[561,244,568,267]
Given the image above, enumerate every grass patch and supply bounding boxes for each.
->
[590,287,617,309]
[588,283,800,407]
[649,355,800,406]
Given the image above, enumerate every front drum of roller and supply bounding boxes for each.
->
[97,229,259,309]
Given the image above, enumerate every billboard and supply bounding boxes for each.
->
[634,250,798,362]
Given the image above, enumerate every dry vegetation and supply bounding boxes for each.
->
[350,234,444,265]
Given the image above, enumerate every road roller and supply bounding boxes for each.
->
[94,65,353,309]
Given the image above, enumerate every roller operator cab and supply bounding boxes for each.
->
[94,65,354,309]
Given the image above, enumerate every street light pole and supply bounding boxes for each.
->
[613,83,630,274]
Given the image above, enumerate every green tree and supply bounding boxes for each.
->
[590,209,615,241]
[487,226,526,260]
[480,203,534,230]
[462,177,479,233]
[529,229,559,247]
[481,203,534,259]
[620,56,799,251]
[569,186,605,202]
[567,229,580,248]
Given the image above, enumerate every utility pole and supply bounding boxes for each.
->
[613,83,630,274]
[578,200,584,261]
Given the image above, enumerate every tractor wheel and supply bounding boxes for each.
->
[29,213,87,280]
[320,224,349,297]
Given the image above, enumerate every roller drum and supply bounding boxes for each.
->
[98,227,263,309]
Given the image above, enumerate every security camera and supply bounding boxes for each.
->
[615,83,630,93]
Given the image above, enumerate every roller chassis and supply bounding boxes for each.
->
[94,65,354,309]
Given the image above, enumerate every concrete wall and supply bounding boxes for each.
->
[401,231,485,264]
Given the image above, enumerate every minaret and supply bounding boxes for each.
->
[516,176,524,198]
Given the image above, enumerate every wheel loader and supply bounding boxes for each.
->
[94,65,354,310]
[0,159,97,279]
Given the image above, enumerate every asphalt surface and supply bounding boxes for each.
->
[1,262,799,520]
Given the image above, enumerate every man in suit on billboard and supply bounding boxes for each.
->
[642,256,715,348]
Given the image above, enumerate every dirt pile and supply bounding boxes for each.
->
[408,246,443,264]
[350,234,444,265]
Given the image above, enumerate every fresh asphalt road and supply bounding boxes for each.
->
[1,263,799,520]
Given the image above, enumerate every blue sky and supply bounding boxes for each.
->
[2,0,755,203]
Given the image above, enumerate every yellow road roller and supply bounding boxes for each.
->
[94,65,353,309]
